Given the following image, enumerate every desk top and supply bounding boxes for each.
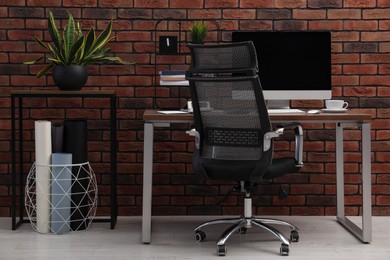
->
[144,109,372,123]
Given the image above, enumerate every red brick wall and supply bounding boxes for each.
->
[1,0,389,217]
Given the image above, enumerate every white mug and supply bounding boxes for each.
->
[325,100,348,110]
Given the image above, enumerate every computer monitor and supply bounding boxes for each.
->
[232,31,332,109]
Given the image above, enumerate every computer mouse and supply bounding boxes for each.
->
[308,110,321,114]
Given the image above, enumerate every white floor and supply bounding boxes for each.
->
[0,216,389,260]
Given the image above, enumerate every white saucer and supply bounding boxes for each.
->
[321,108,348,113]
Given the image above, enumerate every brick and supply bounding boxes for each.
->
[379,0,390,7]
[119,10,151,21]
[99,0,133,7]
[344,20,378,31]
[223,9,256,19]
[307,195,336,205]
[0,19,24,29]
[344,87,377,97]
[293,9,326,19]
[379,20,390,31]
[257,9,291,19]
[116,31,151,42]
[153,9,187,19]
[187,9,222,19]
[332,54,360,64]
[82,8,116,19]
[290,184,324,194]
[372,141,390,151]
[10,75,45,86]
[171,0,203,8]
[9,7,44,18]
[0,0,25,5]
[344,43,378,53]
[308,0,342,8]
[363,9,390,19]
[239,20,273,30]
[362,54,390,63]
[377,196,390,205]
[331,32,360,42]
[134,0,168,8]
[275,0,306,8]
[27,0,62,5]
[63,0,97,6]
[205,0,238,8]
[372,120,390,130]
[0,64,28,75]
[345,0,376,8]
[327,9,361,19]
[378,87,390,96]
[360,97,390,108]
[379,42,390,52]
[362,32,390,42]
[361,76,390,86]
[309,20,343,30]
[240,0,274,8]
[343,65,377,75]
[379,65,390,75]
[332,75,359,86]
[274,20,307,30]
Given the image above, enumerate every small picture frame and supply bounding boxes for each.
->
[159,36,178,54]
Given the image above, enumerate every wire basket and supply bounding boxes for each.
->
[25,162,98,234]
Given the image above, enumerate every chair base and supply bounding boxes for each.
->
[194,216,299,256]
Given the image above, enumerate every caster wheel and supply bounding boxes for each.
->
[239,227,247,234]
[280,244,289,256]
[217,245,227,256]
[290,230,299,242]
[195,230,206,242]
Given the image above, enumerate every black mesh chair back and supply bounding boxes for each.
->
[188,41,258,75]
[187,42,273,182]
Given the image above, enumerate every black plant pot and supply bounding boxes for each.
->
[52,65,88,90]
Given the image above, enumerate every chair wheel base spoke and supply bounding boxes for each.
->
[280,244,289,256]
[217,245,226,256]
[290,230,299,242]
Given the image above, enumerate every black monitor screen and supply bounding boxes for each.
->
[232,31,331,92]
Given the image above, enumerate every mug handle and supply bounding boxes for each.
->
[343,102,348,109]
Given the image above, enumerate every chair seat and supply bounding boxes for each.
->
[263,157,299,179]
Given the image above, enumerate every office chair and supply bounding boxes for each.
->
[186,42,304,256]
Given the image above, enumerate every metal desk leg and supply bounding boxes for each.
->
[336,122,372,243]
[142,122,154,243]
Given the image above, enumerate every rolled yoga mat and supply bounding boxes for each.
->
[63,119,89,230]
[51,153,72,234]
[51,123,64,153]
[35,120,52,233]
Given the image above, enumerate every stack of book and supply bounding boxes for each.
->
[159,70,189,86]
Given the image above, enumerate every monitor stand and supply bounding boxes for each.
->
[266,100,290,109]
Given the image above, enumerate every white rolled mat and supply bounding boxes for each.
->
[35,120,52,233]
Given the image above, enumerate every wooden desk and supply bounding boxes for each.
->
[142,109,372,244]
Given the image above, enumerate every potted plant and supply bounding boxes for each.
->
[189,21,208,44]
[24,11,133,90]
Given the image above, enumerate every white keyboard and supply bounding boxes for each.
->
[267,109,304,114]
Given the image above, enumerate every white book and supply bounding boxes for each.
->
[160,80,189,86]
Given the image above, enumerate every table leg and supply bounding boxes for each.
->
[336,122,372,243]
[142,122,154,243]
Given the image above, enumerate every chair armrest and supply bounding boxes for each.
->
[186,129,200,149]
[264,122,304,167]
